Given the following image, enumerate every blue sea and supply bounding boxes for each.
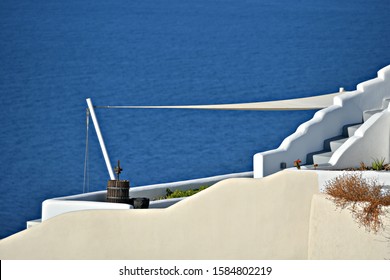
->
[0,0,389,239]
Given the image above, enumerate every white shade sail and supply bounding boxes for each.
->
[96,92,345,111]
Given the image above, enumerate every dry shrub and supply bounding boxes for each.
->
[324,173,390,233]
[359,162,368,171]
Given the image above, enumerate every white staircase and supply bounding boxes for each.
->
[329,138,348,151]
[347,124,362,136]
[310,97,390,165]
[313,151,335,164]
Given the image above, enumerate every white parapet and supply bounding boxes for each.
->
[254,65,390,178]
[41,171,253,221]
[3,170,389,259]
[329,107,390,168]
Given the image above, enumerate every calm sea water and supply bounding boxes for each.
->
[0,0,389,238]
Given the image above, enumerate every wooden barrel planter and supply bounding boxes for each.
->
[106,180,130,203]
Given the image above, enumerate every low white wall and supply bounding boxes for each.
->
[42,199,133,221]
[254,65,390,178]
[0,171,319,259]
[129,171,253,199]
[148,198,184,208]
[296,169,390,192]
[1,170,389,259]
[41,171,253,221]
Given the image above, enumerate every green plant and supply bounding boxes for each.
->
[157,186,209,200]
[324,173,390,232]
[372,157,386,171]
[165,188,173,197]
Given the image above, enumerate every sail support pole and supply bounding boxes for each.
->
[86,98,115,180]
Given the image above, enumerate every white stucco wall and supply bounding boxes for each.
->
[292,169,390,192]
[329,107,390,169]
[254,65,390,178]
[254,104,360,177]
[0,171,318,259]
[41,171,253,221]
[308,194,390,260]
[1,170,389,260]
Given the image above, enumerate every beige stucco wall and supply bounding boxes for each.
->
[0,170,389,259]
[308,194,390,260]
[0,170,318,259]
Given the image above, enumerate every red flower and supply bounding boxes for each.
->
[294,159,302,169]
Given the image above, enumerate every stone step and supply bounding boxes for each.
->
[329,138,348,152]
[382,98,390,109]
[347,124,361,137]
[313,151,334,165]
[363,109,383,122]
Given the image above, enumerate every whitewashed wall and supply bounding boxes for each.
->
[330,107,390,168]
[254,65,390,177]
[41,171,252,221]
[2,171,389,260]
